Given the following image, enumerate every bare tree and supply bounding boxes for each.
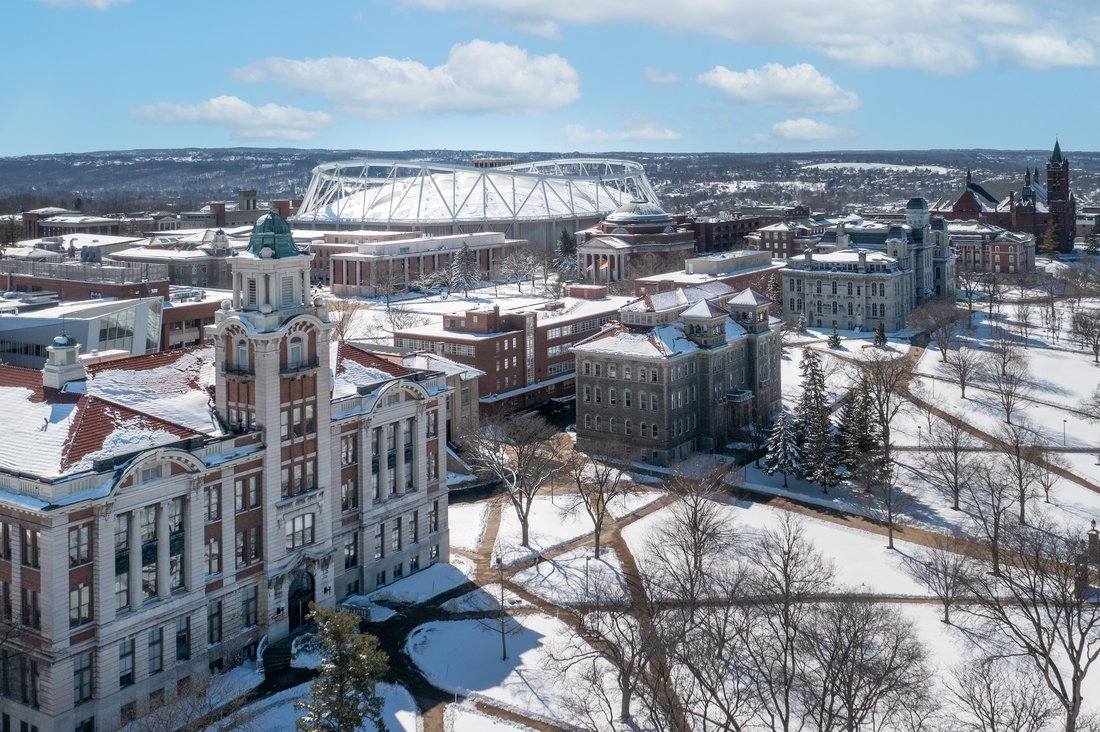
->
[960,517,1100,732]
[741,515,835,732]
[127,669,262,732]
[993,420,1043,525]
[964,458,1015,576]
[921,418,978,510]
[908,300,963,361]
[984,339,1030,424]
[869,457,907,549]
[563,446,635,557]
[326,298,370,342]
[1072,310,1100,362]
[463,412,563,547]
[384,304,428,336]
[857,349,910,461]
[1036,448,1066,504]
[945,345,981,399]
[958,267,983,328]
[1014,298,1034,345]
[799,599,933,732]
[947,657,1059,732]
[980,272,1005,322]
[903,534,972,624]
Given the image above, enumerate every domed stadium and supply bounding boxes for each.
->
[291,158,660,249]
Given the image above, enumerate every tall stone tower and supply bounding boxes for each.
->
[1045,139,1076,252]
[206,211,336,636]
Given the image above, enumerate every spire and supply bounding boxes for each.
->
[1025,167,1031,185]
[1050,138,1064,165]
[965,167,972,184]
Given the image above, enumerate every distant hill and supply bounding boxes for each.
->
[1,147,1097,214]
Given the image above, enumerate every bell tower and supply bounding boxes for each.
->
[1046,138,1075,251]
[206,210,337,635]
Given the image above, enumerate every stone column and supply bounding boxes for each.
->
[395,420,408,495]
[376,426,388,500]
[156,502,170,599]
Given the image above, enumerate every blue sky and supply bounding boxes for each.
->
[3,0,1098,155]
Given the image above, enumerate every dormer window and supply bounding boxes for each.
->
[140,464,163,483]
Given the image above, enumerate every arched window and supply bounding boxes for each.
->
[288,335,305,370]
[236,339,249,371]
[625,419,632,435]
[640,422,648,437]
[609,417,616,433]
[584,414,592,429]
[595,416,602,431]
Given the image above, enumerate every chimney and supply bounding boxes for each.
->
[42,334,85,390]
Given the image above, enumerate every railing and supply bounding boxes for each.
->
[256,634,269,674]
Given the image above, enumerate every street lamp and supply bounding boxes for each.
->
[585,556,591,599]
[917,426,922,451]
[1064,419,1067,447]
[495,553,507,660]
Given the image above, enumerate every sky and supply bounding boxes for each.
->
[3,0,1099,156]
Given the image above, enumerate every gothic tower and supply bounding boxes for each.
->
[206,211,336,635]
[1046,139,1076,252]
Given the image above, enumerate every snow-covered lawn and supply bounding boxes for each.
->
[367,560,473,605]
[622,496,933,598]
[493,494,594,566]
[445,703,538,732]
[606,490,665,520]
[244,681,418,731]
[512,547,629,605]
[440,583,532,613]
[407,614,627,728]
[449,501,492,552]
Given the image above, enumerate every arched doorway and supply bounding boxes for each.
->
[287,570,315,631]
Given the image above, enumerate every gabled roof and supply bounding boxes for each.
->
[728,288,770,307]
[682,299,727,319]
[332,342,414,400]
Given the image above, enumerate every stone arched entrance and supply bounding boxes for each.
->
[287,570,315,631]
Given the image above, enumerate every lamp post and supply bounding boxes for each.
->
[495,553,507,660]
[585,556,591,599]
[1064,419,1067,447]
[917,426,922,451]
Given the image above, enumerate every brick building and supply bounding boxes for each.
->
[634,249,784,296]
[0,213,451,732]
[947,220,1035,275]
[394,285,629,411]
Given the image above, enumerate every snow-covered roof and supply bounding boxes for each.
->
[331,342,414,400]
[0,363,205,479]
[727,288,771,307]
[573,323,699,358]
[399,352,485,381]
[84,347,221,436]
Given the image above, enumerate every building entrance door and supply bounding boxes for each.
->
[287,570,315,631]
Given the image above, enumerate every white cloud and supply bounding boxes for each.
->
[131,96,332,141]
[698,63,858,114]
[643,67,680,85]
[234,40,580,118]
[562,120,682,144]
[981,33,1099,68]
[507,17,562,39]
[402,0,1099,72]
[37,0,129,7]
[747,118,856,145]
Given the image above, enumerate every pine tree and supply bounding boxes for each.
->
[553,230,579,281]
[449,243,480,297]
[1039,220,1060,260]
[795,348,828,438]
[796,348,837,491]
[764,412,801,488]
[766,274,783,314]
[873,321,887,348]
[836,379,879,471]
[295,605,389,732]
[828,325,842,349]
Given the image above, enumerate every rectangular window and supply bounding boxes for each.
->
[148,628,163,675]
[341,477,359,512]
[21,588,40,629]
[115,568,129,611]
[241,586,258,628]
[0,521,11,560]
[73,651,93,705]
[207,601,222,646]
[119,639,135,688]
[429,500,440,533]
[285,513,316,551]
[175,617,191,662]
[203,486,221,522]
[341,435,357,466]
[20,528,39,568]
[392,517,402,552]
[344,532,359,569]
[69,584,92,627]
[412,510,420,544]
[68,525,91,566]
[205,539,221,576]
[375,523,384,559]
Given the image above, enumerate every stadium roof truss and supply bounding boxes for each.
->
[292,158,659,226]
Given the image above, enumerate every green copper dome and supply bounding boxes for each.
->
[246,211,301,258]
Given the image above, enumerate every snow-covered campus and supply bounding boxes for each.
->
[5,142,1100,732]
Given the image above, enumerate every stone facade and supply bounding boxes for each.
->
[0,213,450,732]
[572,285,782,466]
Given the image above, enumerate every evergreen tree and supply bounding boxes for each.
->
[449,243,481,296]
[796,348,837,491]
[873,321,887,348]
[828,325,842,349]
[553,230,579,281]
[1039,221,1060,260]
[296,605,389,732]
[766,274,783,314]
[764,412,801,488]
[795,348,828,437]
[836,379,879,471]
